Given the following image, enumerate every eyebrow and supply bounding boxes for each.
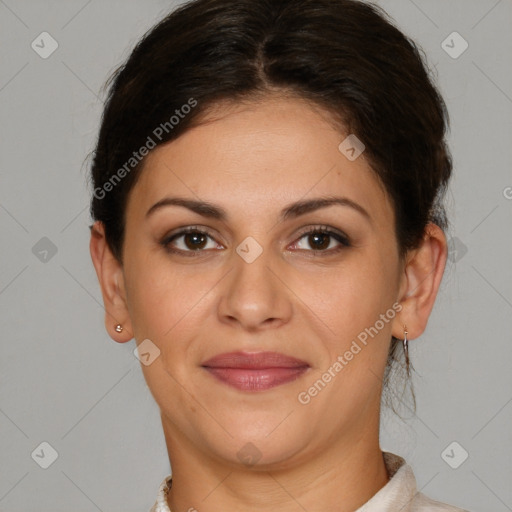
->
[146,195,371,222]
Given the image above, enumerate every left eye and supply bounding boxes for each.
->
[291,228,350,252]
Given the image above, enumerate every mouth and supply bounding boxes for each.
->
[201,351,310,392]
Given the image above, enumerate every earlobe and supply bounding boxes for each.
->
[392,223,448,341]
[89,221,133,343]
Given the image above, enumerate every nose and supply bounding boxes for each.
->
[217,242,293,332]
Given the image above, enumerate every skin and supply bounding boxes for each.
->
[90,95,447,512]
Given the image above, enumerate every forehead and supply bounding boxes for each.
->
[127,96,392,225]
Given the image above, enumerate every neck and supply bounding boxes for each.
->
[161,415,389,512]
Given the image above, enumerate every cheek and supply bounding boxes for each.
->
[124,254,219,342]
[123,253,179,338]
[295,255,396,342]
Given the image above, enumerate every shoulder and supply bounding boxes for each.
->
[412,490,471,512]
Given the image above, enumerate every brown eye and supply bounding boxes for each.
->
[291,227,350,254]
[182,232,208,250]
[307,233,331,250]
[161,227,222,256]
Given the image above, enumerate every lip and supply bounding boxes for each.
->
[201,351,310,391]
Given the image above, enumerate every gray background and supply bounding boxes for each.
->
[1,0,511,511]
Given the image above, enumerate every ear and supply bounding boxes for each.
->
[89,221,133,343]
[392,223,448,341]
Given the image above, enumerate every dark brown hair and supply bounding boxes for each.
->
[88,0,452,412]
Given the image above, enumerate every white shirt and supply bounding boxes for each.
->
[150,451,469,511]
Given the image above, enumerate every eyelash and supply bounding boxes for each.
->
[160,225,351,258]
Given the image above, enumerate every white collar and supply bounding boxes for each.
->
[149,451,466,512]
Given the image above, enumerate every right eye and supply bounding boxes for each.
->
[161,226,224,256]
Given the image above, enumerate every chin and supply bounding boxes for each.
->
[201,414,313,470]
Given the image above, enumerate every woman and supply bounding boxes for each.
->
[88,0,470,510]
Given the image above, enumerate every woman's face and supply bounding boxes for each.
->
[120,96,406,468]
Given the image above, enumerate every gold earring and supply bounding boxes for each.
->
[115,324,123,333]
